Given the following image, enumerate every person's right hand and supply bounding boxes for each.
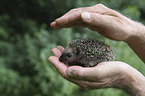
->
[51,4,139,41]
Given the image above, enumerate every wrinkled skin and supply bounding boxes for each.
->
[51,4,136,41]
[49,4,145,96]
[49,46,145,96]
[51,4,145,62]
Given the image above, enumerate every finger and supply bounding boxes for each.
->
[48,56,92,88]
[49,56,68,78]
[57,46,64,53]
[50,20,58,29]
[51,9,83,29]
[66,61,124,81]
[81,12,106,27]
[50,20,86,29]
[48,56,109,89]
[52,48,62,58]
[64,23,87,28]
[81,12,122,30]
[64,20,86,27]
[50,4,121,29]
[66,66,100,81]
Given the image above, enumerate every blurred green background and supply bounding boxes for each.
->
[0,0,145,96]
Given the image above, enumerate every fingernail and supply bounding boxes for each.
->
[81,12,91,20]
[67,70,75,77]
[50,21,56,26]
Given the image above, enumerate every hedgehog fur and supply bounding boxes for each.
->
[59,39,116,67]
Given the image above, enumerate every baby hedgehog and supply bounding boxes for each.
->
[59,39,116,67]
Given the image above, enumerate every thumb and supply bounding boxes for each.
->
[66,66,103,81]
[66,66,84,79]
[81,12,110,28]
[66,62,125,81]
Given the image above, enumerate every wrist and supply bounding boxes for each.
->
[124,21,145,44]
[126,69,145,96]
[123,21,145,62]
[117,65,145,96]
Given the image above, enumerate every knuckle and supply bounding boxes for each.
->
[69,8,79,12]
[96,4,104,7]
[51,48,56,51]
[85,82,94,88]
[79,81,93,90]
[61,73,67,79]
[75,68,84,78]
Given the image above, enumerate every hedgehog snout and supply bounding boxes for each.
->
[59,55,67,62]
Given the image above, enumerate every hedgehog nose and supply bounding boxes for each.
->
[59,55,67,62]
[59,57,63,62]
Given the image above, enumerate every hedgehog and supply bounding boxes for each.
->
[59,39,116,67]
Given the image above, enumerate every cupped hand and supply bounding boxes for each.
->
[49,46,133,90]
[50,4,137,41]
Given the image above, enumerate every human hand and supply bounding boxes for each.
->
[50,4,138,41]
[49,46,145,96]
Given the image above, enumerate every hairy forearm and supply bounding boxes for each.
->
[113,66,145,96]
[131,77,145,96]
[125,22,145,63]
[124,68,145,96]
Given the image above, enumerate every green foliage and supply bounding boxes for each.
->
[0,0,145,96]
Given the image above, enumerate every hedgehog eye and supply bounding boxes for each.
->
[67,53,73,57]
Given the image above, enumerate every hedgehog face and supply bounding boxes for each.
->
[59,46,79,64]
